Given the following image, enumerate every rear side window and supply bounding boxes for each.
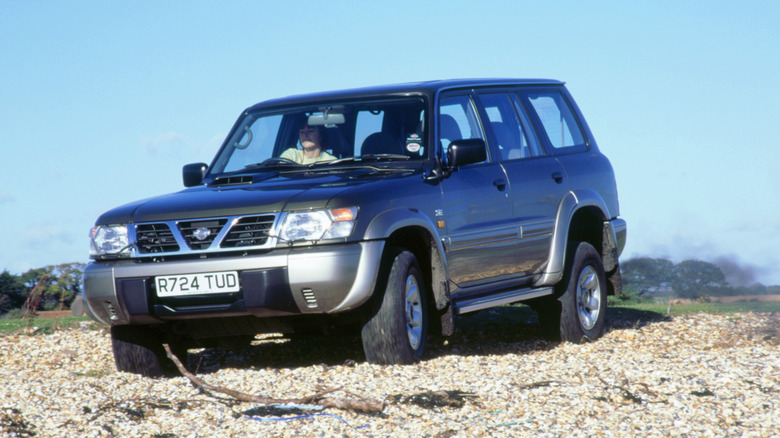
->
[524,91,587,154]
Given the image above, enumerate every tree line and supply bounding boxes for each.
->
[620,257,779,301]
[0,263,85,317]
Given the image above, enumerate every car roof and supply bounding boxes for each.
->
[246,78,564,111]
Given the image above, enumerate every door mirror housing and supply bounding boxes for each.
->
[182,163,208,187]
[447,139,487,169]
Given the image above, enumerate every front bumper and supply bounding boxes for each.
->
[83,240,385,326]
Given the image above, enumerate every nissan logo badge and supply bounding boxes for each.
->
[193,227,211,241]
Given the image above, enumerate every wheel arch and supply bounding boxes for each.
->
[363,208,450,334]
[535,190,620,293]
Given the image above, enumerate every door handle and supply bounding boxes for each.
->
[493,178,506,191]
[551,172,564,184]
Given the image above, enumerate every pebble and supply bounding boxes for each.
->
[0,311,778,437]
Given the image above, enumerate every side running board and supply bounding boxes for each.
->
[453,287,554,315]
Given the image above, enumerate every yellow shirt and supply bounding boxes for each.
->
[280,148,336,164]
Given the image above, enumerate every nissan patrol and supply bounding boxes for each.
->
[84,79,627,376]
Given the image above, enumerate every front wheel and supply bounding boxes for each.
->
[361,249,428,364]
[111,325,187,378]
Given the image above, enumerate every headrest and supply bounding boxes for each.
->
[360,132,403,155]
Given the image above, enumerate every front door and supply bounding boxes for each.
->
[438,93,518,287]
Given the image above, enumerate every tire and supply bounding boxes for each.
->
[535,242,607,343]
[111,325,187,378]
[361,249,428,364]
[533,298,562,341]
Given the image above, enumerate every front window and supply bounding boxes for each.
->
[209,98,427,176]
[438,94,486,165]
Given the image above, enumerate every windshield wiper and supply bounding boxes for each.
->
[244,157,302,169]
[359,153,411,161]
[310,154,411,167]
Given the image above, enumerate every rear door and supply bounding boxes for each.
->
[476,91,569,277]
[437,92,518,286]
[519,87,615,203]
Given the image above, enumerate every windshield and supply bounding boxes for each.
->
[209,97,427,176]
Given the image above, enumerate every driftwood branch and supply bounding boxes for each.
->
[163,344,385,413]
[596,376,668,404]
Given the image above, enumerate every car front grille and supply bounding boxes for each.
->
[136,223,180,253]
[221,215,275,248]
[131,213,279,257]
[179,219,228,250]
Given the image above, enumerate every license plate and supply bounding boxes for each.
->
[155,271,240,297]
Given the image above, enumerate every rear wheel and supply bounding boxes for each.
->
[536,242,607,342]
[361,249,428,364]
[111,325,188,378]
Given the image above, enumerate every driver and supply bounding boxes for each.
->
[281,121,336,164]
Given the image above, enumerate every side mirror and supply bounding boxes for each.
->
[447,139,487,169]
[182,163,208,187]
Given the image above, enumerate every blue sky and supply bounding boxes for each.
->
[1,1,779,285]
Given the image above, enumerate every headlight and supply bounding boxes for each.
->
[278,207,358,242]
[90,224,130,257]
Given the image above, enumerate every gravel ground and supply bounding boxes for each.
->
[1,308,778,437]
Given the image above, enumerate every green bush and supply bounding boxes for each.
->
[608,284,653,305]
[1,308,25,319]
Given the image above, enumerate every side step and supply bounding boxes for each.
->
[453,287,554,315]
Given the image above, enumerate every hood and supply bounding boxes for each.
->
[96,170,384,224]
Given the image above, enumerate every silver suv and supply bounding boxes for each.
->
[84,79,626,376]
